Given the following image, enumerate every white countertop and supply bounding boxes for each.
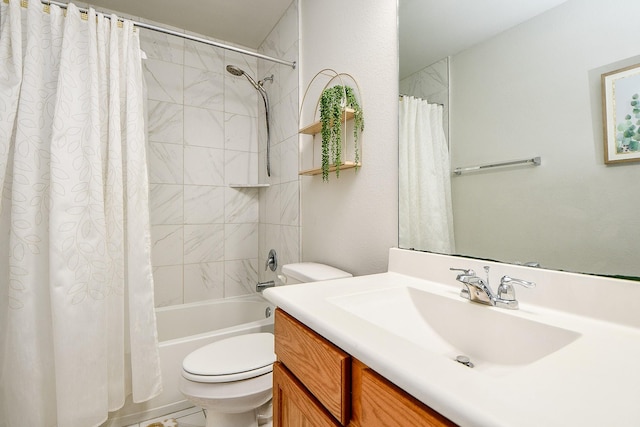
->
[263,265,640,427]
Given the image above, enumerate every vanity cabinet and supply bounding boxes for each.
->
[273,309,457,427]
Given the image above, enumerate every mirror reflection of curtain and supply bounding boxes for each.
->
[399,96,455,253]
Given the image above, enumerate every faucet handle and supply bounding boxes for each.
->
[500,276,535,288]
[265,249,277,272]
[497,275,535,302]
[450,268,476,301]
[449,267,475,276]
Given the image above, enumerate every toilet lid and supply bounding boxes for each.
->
[282,262,352,282]
[182,333,275,383]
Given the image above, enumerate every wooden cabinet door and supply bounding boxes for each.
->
[273,362,342,427]
[275,309,351,424]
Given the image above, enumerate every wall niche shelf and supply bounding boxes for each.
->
[298,69,363,179]
[228,183,270,188]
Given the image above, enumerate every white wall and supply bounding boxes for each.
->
[450,0,640,276]
[299,0,399,276]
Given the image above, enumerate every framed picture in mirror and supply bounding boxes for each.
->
[602,63,640,164]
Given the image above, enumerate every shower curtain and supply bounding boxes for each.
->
[0,1,162,426]
[399,96,455,254]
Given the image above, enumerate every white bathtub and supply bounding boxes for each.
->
[104,294,275,427]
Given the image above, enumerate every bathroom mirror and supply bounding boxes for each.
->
[398,0,640,279]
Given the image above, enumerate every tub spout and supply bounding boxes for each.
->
[256,281,276,292]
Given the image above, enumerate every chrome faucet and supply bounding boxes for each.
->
[256,280,275,292]
[450,267,535,310]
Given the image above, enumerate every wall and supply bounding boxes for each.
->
[450,0,640,276]
[258,2,301,282]
[138,2,299,306]
[299,0,399,276]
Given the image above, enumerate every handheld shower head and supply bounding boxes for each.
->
[225,64,245,77]
[226,64,261,91]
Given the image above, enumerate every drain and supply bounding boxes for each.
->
[265,306,272,318]
[455,355,474,368]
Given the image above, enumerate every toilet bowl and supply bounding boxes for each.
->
[180,262,351,427]
[179,332,275,427]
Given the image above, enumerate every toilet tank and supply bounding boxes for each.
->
[281,262,352,285]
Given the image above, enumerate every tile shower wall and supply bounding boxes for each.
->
[258,2,301,283]
[138,1,299,306]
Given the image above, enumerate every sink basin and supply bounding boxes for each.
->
[328,286,580,376]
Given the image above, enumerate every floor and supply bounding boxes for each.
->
[128,405,273,427]
[127,407,205,427]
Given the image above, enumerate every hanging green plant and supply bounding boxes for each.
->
[319,85,364,181]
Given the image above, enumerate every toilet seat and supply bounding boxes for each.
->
[182,332,275,383]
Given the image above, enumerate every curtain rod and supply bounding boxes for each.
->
[399,94,444,107]
[25,0,297,69]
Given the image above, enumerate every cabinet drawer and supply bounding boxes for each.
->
[359,366,457,427]
[274,309,351,425]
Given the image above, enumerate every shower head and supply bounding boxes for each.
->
[226,64,245,77]
[226,64,261,91]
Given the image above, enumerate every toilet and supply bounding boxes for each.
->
[280,262,353,285]
[179,262,352,427]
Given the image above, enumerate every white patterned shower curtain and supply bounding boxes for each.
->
[0,1,162,426]
[399,96,455,254]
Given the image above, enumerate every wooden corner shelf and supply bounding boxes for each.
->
[298,70,363,178]
[299,161,361,176]
[299,108,355,135]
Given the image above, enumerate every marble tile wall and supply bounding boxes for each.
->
[257,1,301,283]
[136,1,299,306]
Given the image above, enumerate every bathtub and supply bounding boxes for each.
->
[104,294,275,427]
